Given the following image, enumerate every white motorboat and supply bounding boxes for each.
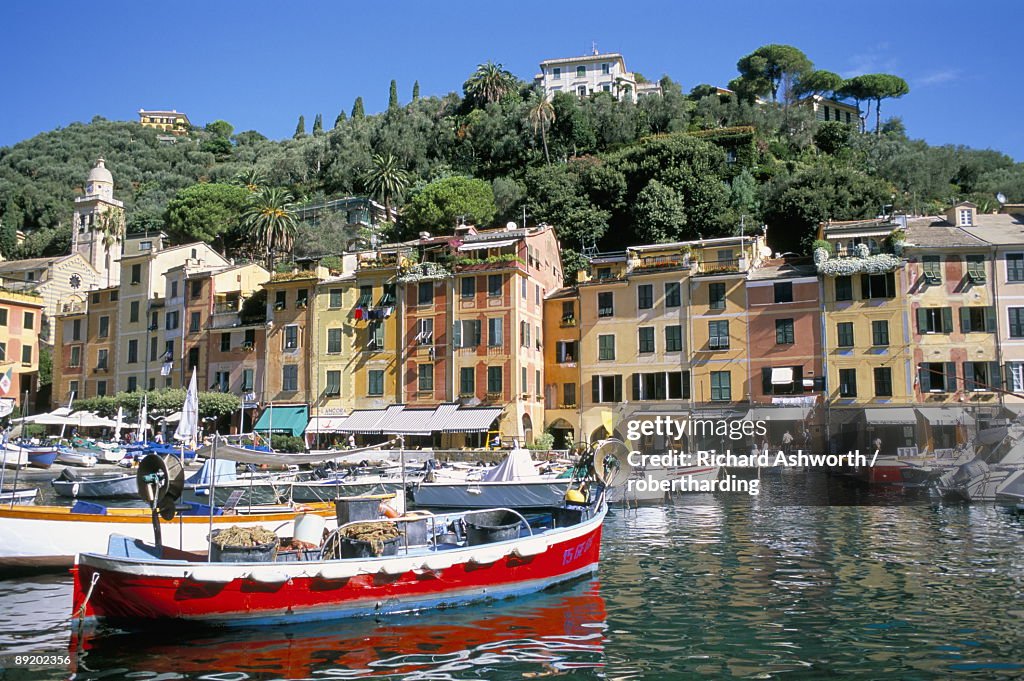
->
[55,448,98,468]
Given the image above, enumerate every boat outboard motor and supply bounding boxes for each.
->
[136,454,185,550]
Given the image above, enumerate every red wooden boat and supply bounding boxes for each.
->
[72,504,606,627]
[70,580,607,677]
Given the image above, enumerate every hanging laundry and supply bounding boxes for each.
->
[353,307,364,320]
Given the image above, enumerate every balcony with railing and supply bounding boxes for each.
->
[692,256,749,276]
[628,253,691,273]
[452,254,527,274]
[357,252,401,271]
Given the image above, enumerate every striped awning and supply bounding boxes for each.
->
[428,406,502,433]
[383,408,437,435]
[336,408,390,434]
[305,416,350,434]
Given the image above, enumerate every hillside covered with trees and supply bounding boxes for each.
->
[2,44,1022,271]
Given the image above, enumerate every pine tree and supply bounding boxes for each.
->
[388,80,399,110]
[334,110,347,128]
[293,115,306,138]
[312,113,323,135]
[351,97,365,119]
[412,80,420,101]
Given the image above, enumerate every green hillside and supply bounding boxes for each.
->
[2,48,1023,264]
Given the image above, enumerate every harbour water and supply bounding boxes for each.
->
[1,472,1023,680]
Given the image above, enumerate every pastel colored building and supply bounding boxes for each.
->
[745,261,824,445]
[138,109,190,134]
[535,52,641,102]
[817,219,914,456]
[0,291,45,409]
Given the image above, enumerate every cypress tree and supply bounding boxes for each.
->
[312,113,323,135]
[334,110,347,128]
[351,97,365,119]
[293,115,306,138]
[388,80,399,110]
[412,80,420,101]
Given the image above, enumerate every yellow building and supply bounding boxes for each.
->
[350,248,402,410]
[817,220,914,454]
[53,286,119,403]
[573,236,765,444]
[0,291,45,410]
[543,288,581,449]
[114,243,229,394]
[306,260,358,447]
[137,109,190,134]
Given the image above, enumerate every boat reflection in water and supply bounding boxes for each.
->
[71,578,607,679]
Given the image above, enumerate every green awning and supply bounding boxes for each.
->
[253,405,308,437]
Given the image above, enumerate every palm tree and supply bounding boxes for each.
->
[236,167,265,193]
[242,187,298,268]
[96,210,125,287]
[363,153,409,221]
[463,61,517,108]
[528,96,556,164]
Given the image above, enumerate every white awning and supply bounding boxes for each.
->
[864,408,917,425]
[305,415,350,434]
[770,367,794,385]
[746,407,811,421]
[457,239,517,252]
[916,407,975,427]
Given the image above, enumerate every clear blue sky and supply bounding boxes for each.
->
[4,0,1022,160]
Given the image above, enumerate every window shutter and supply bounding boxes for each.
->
[1006,363,1015,393]
[861,274,870,299]
[631,374,640,401]
[918,365,928,392]
[944,362,957,393]
[941,307,953,334]
[886,272,895,296]
[592,378,601,404]
[916,308,927,334]
[761,367,772,396]
[682,371,691,399]
[986,307,997,333]
[963,362,975,390]
[990,361,1003,389]
[613,375,622,402]
[453,321,462,348]
[960,307,969,333]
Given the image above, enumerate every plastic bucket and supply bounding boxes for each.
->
[294,513,326,545]
[465,510,521,546]
[208,529,278,563]
[338,535,400,559]
[335,495,390,526]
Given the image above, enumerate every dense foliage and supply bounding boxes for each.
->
[1,44,1021,269]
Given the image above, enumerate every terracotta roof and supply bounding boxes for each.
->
[904,218,988,249]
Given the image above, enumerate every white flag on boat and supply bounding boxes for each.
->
[174,368,199,445]
[114,406,124,439]
[0,398,13,418]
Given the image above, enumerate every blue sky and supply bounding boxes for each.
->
[4,0,1022,160]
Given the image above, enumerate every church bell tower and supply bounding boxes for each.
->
[72,158,125,287]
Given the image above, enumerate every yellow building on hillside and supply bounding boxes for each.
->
[137,109,190,134]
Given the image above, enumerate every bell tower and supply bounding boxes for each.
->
[72,158,125,287]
